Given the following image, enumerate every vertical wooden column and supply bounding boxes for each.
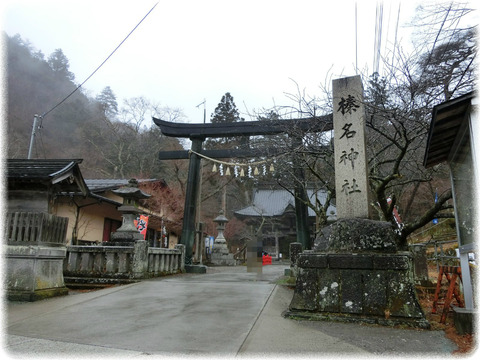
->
[181,137,204,264]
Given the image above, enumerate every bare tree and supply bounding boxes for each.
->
[363,3,476,247]
[82,96,186,179]
[255,3,476,249]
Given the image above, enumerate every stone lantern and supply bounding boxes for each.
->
[109,178,151,245]
[211,210,236,266]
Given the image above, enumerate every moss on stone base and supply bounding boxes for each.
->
[8,287,69,302]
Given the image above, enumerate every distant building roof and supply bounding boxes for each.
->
[235,188,336,219]
[7,159,87,194]
[85,179,158,192]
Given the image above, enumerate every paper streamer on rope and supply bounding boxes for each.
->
[189,149,280,178]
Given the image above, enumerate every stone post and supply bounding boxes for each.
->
[333,75,372,219]
[132,240,148,279]
[409,243,431,287]
[289,242,303,278]
[175,244,186,272]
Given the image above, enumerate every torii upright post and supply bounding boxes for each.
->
[292,136,310,249]
[153,116,333,270]
[182,137,204,265]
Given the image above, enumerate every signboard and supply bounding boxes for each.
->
[333,75,371,219]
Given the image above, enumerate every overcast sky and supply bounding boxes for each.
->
[2,0,423,124]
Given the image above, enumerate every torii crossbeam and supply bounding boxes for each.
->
[153,115,332,265]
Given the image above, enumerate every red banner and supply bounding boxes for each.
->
[134,215,149,239]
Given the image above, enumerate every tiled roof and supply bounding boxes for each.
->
[85,179,157,192]
[7,159,82,180]
[7,159,88,194]
[235,188,336,218]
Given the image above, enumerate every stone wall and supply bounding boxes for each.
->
[63,242,185,285]
[5,212,70,301]
[6,245,69,301]
[6,212,187,300]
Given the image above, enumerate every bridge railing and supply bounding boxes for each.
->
[64,242,185,281]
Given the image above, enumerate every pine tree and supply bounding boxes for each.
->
[211,92,244,124]
[47,48,75,81]
[205,92,245,150]
[96,86,118,118]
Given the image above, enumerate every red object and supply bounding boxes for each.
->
[262,255,272,266]
[432,266,464,323]
[134,215,149,240]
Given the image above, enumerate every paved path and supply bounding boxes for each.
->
[4,265,458,357]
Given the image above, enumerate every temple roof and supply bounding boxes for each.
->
[7,159,88,194]
[234,188,336,220]
[85,179,159,192]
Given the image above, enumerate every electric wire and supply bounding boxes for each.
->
[355,2,358,74]
[40,2,159,119]
[391,3,401,69]
[418,3,452,80]
[373,2,384,74]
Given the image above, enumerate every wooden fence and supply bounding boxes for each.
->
[5,212,68,246]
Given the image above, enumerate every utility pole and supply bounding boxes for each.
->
[27,114,41,159]
[196,99,206,124]
[194,99,206,263]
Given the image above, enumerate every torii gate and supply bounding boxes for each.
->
[153,115,332,265]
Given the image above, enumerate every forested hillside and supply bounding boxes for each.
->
[5,32,186,181]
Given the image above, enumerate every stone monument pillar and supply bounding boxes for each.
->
[332,75,372,219]
[211,210,236,266]
[285,76,428,328]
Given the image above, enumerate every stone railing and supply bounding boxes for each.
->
[5,212,69,246]
[147,246,185,276]
[63,242,185,284]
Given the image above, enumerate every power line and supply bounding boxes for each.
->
[41,2,159,118]
[391,3,401,69]
[373,2,384,74]
[355,2,358,74]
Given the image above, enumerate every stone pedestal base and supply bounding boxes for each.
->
[6,245,68,301]
[211,253,237,266]
[286,219,429,328]
[285,251,429,328]
[108,231,144,246]
[211,234,236,266]
[453,306,476,335]
[185,264,207,273]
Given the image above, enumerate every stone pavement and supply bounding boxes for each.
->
[4,264,459,358]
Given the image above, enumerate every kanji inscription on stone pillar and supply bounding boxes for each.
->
[333,75,371,219]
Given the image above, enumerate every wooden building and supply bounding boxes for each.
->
[234,184,336,258]
[6,159,178,247]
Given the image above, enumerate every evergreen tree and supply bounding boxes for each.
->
[96,86,118,118]
[47,48,74,81]
[205,92,245,150]
[211,92,244,124]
